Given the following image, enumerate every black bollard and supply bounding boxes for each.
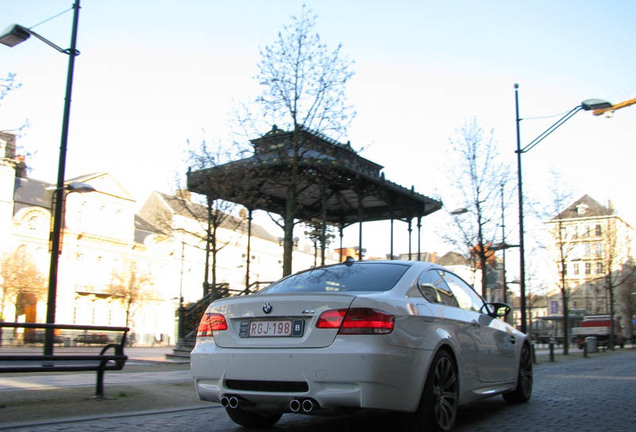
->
[549,342,555,362]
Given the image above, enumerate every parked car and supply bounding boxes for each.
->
[191,260,532,431]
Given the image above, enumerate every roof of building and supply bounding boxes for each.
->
[436,251,470,266]
[134,214,164,244]
[157,192,279,242]
[13,177,53,214]
[552,194,613,220]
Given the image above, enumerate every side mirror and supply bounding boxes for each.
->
[485,302,512,319]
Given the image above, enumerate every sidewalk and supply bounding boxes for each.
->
[0,346,189,391]
[0,346,206,428]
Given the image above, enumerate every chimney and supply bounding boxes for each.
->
[15,155,27,178]
[0,132,27,178]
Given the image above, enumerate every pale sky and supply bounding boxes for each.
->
[2,0,635,286]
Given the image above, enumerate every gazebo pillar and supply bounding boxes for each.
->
[244,209,253,293]
[203,197,212,298]
[357,192,364,260]
[320,185,327,266]
[417,216,422,261]
[338,225,344,262]
[390,218,394,260]
[408,218,413,260]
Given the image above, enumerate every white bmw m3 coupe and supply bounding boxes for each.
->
[191,260,532,431]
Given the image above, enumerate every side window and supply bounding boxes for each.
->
[440,271,484,312]
[417,270,458,307]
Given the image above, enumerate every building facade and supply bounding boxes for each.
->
[545,195,634,322]
[0,133,337,345]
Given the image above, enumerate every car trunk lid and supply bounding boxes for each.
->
[206,293,357,348]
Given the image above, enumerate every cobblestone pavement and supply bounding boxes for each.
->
[2,350,635,432]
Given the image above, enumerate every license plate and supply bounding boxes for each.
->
[239,319,304,338]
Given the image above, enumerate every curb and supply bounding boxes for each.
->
[0,405,219,430]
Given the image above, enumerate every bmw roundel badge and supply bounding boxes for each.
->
[263,302,273,314]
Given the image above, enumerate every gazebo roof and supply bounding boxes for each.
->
[187,126,442,227]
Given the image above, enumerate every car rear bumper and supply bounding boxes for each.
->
[191,337,431,412]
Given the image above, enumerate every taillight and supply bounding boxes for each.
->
[316,309,347,329]
[316,308,394,335]
[197,312,228,338]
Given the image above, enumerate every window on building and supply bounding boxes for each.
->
[576,204,588,215]
[595,243,603,257]
[596,262,604,274]
[584,243,591,257]
[573,263,579,275]
[585,262,591,275]
[595,224,602,236]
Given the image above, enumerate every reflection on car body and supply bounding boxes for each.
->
[191,260,532,432]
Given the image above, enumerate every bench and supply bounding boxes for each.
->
[0,322,129,398]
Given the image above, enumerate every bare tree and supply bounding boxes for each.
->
[447,118,509,297]
[544,173,576,354]
[0,72,20,103]
[1,73,29,135]
[616,260,635,341]
[239,6,355,276]
[0,247,46,322]
[108,260,154,328]
[181,137,244,298]
[599,216,633,349]
[1,74,32,175]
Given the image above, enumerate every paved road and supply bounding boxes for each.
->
[3,350,636,431]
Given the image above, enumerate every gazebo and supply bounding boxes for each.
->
[187,126,442,265]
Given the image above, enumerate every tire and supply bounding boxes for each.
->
[503,343,533,403]
[403,349,458,432]
[225,406,282,429]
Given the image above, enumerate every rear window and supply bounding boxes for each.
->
[261,262,410,294]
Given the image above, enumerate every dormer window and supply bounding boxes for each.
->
[576,204,588,215]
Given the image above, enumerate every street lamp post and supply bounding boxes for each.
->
[500,183,508,305]
[0,1,82,355]
[514,83,611,335]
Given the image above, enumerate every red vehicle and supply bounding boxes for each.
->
[571,315,624,349]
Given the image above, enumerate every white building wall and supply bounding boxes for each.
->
[1,166,343,345]
[0,163,14,254]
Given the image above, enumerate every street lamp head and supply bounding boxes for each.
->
[66,182,95,193]
[0,24,30,47]
[581,98,612,111]
[450,207,469,216]
[490,242,521,251]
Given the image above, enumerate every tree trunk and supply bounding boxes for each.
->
[282,189,296,277]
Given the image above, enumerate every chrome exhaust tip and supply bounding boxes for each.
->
[220,396,229,407]
[228,396,239,409]
[289,399,301,413]
[301,399,314,413]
